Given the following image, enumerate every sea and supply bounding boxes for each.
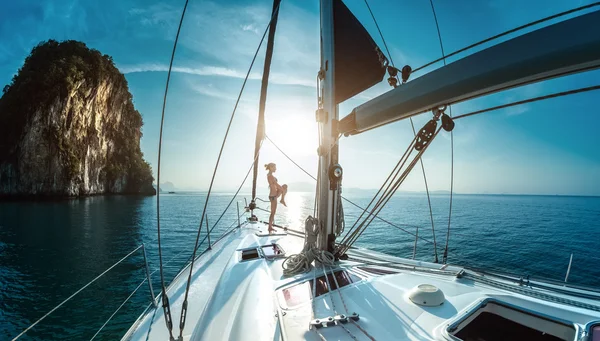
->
[1,192,599,340]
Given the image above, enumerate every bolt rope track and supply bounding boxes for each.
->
[363,0,440,262]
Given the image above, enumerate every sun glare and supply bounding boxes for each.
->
[265,114,318,156]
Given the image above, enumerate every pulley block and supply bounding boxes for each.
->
[401,65,412,83]
[415,120,437,151]
[441,113,455,132]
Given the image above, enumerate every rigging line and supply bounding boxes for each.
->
[453,85,600,121]
[155,0,190,338]
[150,199,246,280]
[341,197,433,245]
[11,245,143,341]
[265,134,316,181]
[340,132,417,245]
[178,3,283,335]
[363,0,394,66]
[208,140,263,232]
[251,0,281,203]
[409,119,439,262]
[338,127,442,256]
[265,133,435,245]
[412,1,600,74]
[89,278,148,341]
[444,127,454,264]
[363,0,439,262]
[427,0,453,265]
[339,135,418,249]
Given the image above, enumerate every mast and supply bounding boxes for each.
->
[250,0,281,215]
[316,0,339,251]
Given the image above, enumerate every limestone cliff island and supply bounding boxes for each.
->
[0,40,155,197]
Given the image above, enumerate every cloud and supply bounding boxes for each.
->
[125,1,319,86]
[504,105,529,116]
[190,83,236,100]
[118,62,315,87]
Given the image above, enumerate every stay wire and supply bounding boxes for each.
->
[339,134,418,250]
[427,0,454,264]
[265,134,316,181]
[453,85,600,121]
[208,140,263,234]
[177,1,283,338]
[363,0,439,262]
[339,135,415,245]
[156,0,190,338]
[411,2,600,74]
[264,134,434,245]
[338,127,442,256]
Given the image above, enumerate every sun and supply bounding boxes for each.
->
[265,114,318,156]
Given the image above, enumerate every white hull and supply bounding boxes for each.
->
[122,222,600,341]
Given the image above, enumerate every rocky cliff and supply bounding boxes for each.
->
[0,40,155,197]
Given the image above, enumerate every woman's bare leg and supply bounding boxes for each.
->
[280,184,288,206]
[269,199,277,233]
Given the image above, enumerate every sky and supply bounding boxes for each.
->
[1,0,599,195]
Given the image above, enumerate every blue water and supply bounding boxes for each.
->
[1,192,599,339]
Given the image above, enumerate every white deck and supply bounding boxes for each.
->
[122,222,600,341]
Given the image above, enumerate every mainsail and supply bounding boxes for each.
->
[333,0,387,104]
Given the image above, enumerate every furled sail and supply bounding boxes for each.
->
[333,0,387,104]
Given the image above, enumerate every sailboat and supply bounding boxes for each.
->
[11,0,600,340]
[125,1,600,340]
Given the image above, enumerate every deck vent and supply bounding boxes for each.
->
[241,248,260,261]
[408,284,445,306]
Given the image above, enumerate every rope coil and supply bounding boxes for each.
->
[282,216,335,276]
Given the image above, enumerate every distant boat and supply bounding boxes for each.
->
[168,191,176,194]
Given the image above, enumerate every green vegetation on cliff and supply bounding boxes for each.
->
[0,40,154,195]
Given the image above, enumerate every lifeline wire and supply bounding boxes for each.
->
[178,3,283,333]
[11,245,143,341]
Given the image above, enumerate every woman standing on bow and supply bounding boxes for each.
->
[265,163,287,233]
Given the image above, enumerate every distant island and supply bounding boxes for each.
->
[0,40,155,197]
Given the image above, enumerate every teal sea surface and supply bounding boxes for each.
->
[1,192,599,339]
